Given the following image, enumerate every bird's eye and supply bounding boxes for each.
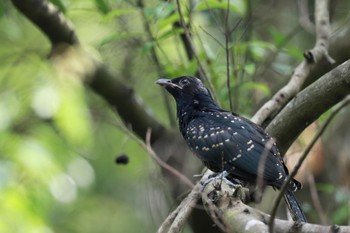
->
[180,79,190,86]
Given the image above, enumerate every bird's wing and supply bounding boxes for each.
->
[186,112,286,187]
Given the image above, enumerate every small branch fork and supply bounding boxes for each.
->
[252,0,335,126]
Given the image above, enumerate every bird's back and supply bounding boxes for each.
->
[182,110,299,190]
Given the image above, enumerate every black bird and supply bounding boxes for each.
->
[156,76,307,222]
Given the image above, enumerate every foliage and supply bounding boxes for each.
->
[1,0,350,232]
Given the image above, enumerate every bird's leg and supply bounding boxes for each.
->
[201,171,242,191]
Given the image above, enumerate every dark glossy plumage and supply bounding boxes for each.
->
[156,76,306,222]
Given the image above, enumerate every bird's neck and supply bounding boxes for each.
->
[176,94,221,134]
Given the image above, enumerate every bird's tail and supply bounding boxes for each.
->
[283,188,307,222]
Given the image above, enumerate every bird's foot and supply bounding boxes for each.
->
[201,171,242,191]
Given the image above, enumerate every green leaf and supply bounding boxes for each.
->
[195,0,246,16]
[316,183,335,193]
[144,2,176,20]
[98,32,143,47]
[157,28,184,42]
[102,9,137,22]
[94,0,111,14]
[158,13,180,30]
[50,0,66,13]
[332,204,349,224]
[283,46,303,60]
[242,81,271,96]
[248,40,276,61]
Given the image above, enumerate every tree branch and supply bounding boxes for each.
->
[252,0,334,126]
[11,0,167,143]
[269,94,350,232]
[157,171,212,233]
[11,0,78,47]
[201,181,350,233]
[202,180,350,233]
[266,58,350,155]
[175,0,219,104]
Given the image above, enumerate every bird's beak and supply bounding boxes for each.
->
[155,79,182,89]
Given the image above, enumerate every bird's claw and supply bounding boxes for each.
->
[201,171,242,192]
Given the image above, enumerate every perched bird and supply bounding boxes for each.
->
[156,76,307,222]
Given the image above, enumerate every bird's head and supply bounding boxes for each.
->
[156,76,211,102]
[156,76,220,118]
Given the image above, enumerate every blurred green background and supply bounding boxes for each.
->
[1,0,350,232]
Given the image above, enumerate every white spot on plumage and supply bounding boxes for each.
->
[278,172,283,180]
[247,144,255,151]
[204,134,208,139]
[233,132,238,135]
[225,139,230,142]
[247,140,253,144]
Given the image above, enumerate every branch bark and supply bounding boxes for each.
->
[11,0,167,143]
[252,0,334,126]
[266,59,350,155]
[201,181,350,233]
[11,0,78,47]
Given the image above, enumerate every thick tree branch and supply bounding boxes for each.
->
[266,59,350,155]
[201,181,350,233]
[11,0,166,143]
[90,64,166,143]
[252,0,334,126]
[269,94,350,232]
[11,0,78,47]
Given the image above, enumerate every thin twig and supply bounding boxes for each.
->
[224,0,233,111]
[268,95,350,232]
[297,0,315,34]
[145,129,195,188]
[114,114,194,189]
[175,0,219,103]
[157,171,211,233]
[137,0,176,127]
[306,171,329,225]
[252,0,335,126]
